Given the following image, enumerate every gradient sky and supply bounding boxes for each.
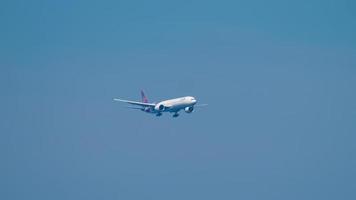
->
[1,0,356,199]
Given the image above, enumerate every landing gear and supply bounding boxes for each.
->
[156,113,162,117]
[172,113,179,118]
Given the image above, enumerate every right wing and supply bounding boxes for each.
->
[195,104,208,107]
[113,98,156,108]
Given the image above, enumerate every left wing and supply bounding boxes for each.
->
[113,98,156,108]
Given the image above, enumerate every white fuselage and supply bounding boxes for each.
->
[155,96,197,113]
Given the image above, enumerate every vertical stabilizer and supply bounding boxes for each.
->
[141,90,148,103]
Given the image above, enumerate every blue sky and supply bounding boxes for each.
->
[1,0,356,199]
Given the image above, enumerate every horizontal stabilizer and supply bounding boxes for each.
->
[125,106,143,110]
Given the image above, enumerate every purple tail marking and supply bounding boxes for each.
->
[141,90,148,103]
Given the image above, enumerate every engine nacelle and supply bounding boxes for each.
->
[185,106,194,113]
[155,104,165,111]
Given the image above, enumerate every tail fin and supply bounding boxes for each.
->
[141,90,148,103]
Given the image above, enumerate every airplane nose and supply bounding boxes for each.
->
[192,99,197,104]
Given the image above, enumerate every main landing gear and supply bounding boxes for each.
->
[156,113,162,117]
[172,113,179,118]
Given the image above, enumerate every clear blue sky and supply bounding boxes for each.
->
[1,0,356,199]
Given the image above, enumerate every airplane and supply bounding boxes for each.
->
[114,90,207,117]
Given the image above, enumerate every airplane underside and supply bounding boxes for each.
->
[152,109,181,117]
[145,107,184,117]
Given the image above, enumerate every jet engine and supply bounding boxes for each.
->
[185,106,194,113]
[155,104,165,111]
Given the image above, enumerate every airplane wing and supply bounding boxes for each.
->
[125,106,144,110]
[195,104,208,107]
[113,98,156,107]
